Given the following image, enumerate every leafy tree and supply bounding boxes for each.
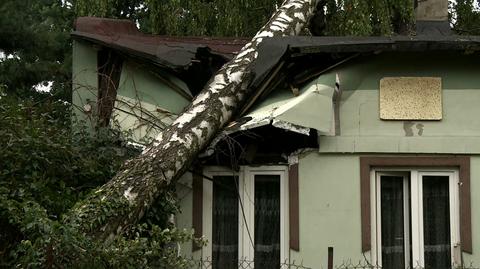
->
[1,0,479,101]
[0,0,74,100]
[75,0,151,32]
[146,0,283,36]
[312,0,415,36]
[0,95,197,267]
[451,0,480,35]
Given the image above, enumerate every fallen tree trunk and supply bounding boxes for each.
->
[66,0,319,238]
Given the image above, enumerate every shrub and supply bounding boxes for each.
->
[0,96,197,268]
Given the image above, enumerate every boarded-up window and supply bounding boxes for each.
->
[379,77,442,120]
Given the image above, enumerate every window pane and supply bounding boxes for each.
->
[212,176,238,269]
[380,176,406,269]
[423,176,451,269]
[254,175,280,269]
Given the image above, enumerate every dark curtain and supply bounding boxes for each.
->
[254,175,281,269]
[380,176,406,269]
[423,176,451,269]
[212,176,239,269]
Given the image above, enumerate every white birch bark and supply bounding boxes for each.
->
[67,0,319,237]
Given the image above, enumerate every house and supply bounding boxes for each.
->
[72,1,480,268]
[71,17,248,141]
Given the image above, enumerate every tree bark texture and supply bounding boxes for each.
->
[66,0,319,238]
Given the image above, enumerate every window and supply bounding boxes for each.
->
[371,169,461,268]
[202,166,289,269]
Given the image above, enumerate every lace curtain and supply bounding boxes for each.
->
[212,176,239,269]
[381,177,406,269]
[380,175,452,269]
[254,175,281,269]
[423,176,451,269]
[212,174,282,269]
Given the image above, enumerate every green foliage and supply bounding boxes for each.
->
[0,0,74,99]
[76,0,414,37]
[0,97,133,218]
[451,0,480,35]
[2,0,480,103]
[0,96,198,267]
[74,0,151,32]
[323,0,414,36]
[146,0,284,36]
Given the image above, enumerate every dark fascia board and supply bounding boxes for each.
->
[278,35,480,55]
[72,32,202,73]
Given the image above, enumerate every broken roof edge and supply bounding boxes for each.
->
[72,17,249,68]
[203,34,480,157]
[200,82,336,157]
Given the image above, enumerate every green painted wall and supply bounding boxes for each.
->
[467,156,480,264]
[318,52,480,154]
[290,153,364,267]
[116,62,190,115]
[289,152,480,266]
[292,53,480,265]
[174,153,480,266]
[174,52,480,266]
[72,40,98,127]
[71,40,191,143]
[113,61,191,142]
[175,172,197,258]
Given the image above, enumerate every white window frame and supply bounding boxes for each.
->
[202,166,289,267]
[370,168,460,268]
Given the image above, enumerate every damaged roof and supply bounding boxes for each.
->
[73,17,480,151]
[72,17,250,94]
[72,17,480,78]
[72,17,480,97]
[72,17,249,68]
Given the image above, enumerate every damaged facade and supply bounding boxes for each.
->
[73,7,480,269]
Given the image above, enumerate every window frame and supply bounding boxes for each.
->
[372,171,411,268]
[202,165,289,266]
[370,168,461,267]
[360,156,471,254]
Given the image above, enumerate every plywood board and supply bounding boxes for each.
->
[379,77,442,120]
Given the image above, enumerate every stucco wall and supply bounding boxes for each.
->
[293,52,480,266]
[290,152,480,267]
[113,61,191,142]
[175,172,197,258]
[175,153,480,266]
[72,40,98,126]
[467,156,480,264]
[318,52,480,154]
[175,51,480,266]
[290,153,364,267]
[71,40,191,143]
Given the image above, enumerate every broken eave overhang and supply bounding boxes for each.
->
[72,17,249,95]
[205,82,335,153]
[201,82,335,158]
[233,83,335,135]
[72,17,248,65]
[204,35,480,156]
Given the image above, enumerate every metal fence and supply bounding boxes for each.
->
[182,257,312,269]
[333,261,480,269]
[182,257,480,269]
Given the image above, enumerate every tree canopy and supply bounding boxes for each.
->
[0,0,73,99]
[1,0,479,100]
